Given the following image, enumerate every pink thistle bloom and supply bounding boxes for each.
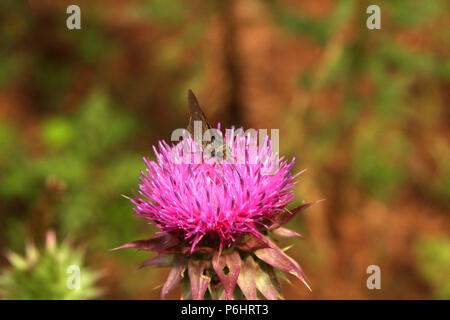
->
[115,94,321,300]
[132,128,298,254]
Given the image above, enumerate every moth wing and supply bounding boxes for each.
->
[187,89,212,138]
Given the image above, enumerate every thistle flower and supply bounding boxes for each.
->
[0,231,101,300]
[115,127,321,300]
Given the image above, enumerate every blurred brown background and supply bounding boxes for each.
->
[0,0,449,299]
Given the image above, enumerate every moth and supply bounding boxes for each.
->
[187,89,232,161]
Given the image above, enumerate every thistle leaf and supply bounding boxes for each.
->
[161,255,186,299]
[188,259,211,300]
[112,234,178,252]
[139,253,174,269]
[272,227,304,239]
[208,283,226,300]
[281,244,294,252]
[274,268,292,285]
[270,199,324,229]
[212,251,241,300]
[237,255,258,300]
[181,278,192,300]
[181,246,215,256]
[265,264,282,293]
[5,251,27,270]
[236,237,268,251]
[254,262,278,300]
[255,237,311,291]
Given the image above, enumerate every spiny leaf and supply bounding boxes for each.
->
[237,255,258,300]
[236,237,268,251]
[112,234,178,252]
[254,261,278,300]
[208,283,226,300]
[212,251,241,300]
[188,259,211,300]
[272,227,304,238]
[139,253,174,269]
[255,237,311,291]
[270,199,324,230]
[161,255,186,299]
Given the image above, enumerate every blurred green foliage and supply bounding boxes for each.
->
[0,92,146,250]
[263,0,354,44]
[352,123,408,201]
[414,236,450,299]
[270,0,449,298]
[271,0,448,204]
